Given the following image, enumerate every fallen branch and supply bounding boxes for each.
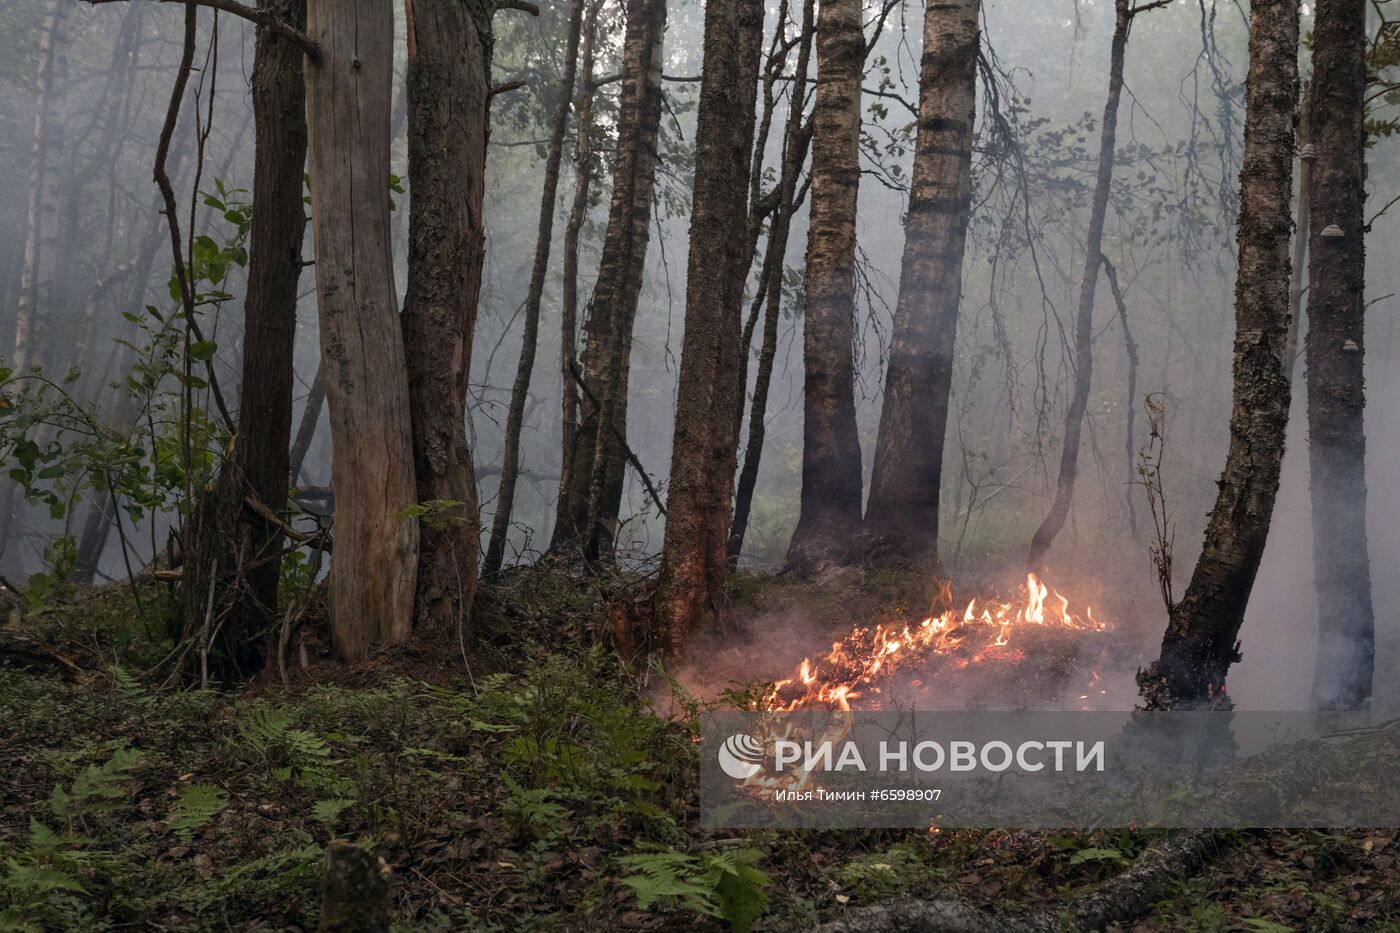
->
[86,0,322,61]
[0,630,84,679]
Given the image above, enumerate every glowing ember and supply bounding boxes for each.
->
[762,573,1107,712]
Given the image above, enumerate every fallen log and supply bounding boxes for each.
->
[0,629,84,679]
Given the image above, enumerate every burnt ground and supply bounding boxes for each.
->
[1,565,1398,931]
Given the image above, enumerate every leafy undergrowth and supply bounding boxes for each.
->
[2,570,1399,931]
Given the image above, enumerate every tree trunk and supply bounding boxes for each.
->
[484,0,585,579]
[184,0,309,680]
[400,0,491,632]
[1286,81,1312,379]
[1306,0,1373,710]
[1137,0,1299,711]
[552,0,667,560]
[863,0,980,569]
[555,0,602,546]
[305,0,419,660]
[785,0,865,576]
[655,0,764,650]
[289,367,325,485]
[1026,0,1132,576]
[728,0,816,565]
[12,0,67,373]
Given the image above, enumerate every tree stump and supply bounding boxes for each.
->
[317,840,391,932]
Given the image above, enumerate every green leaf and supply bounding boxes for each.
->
[188,340,218,362]
[1068,847,1126,865]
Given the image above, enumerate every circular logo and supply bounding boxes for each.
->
[717,733,765,780]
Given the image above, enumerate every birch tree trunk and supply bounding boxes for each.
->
[863,0,980,568]
[401,0,491,632]
[552,0,666,560]
[1306,0,1374,710]
[785,0,865,576]
[655,0,764,650]
[185,0,309,679]
[12,0,67,373]
[1026,0,1133,576]
[305,0,419,660]
[1138,0,1299,710]
[484,0,585,579]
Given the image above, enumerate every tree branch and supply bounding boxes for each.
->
[86,0,322,62]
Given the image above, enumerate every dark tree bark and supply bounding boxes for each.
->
[1026,0,1140,576]
[483,0,585,579]
[552,0,666,560]
[1138,0,1299,711]
[401,0,491,631]
[728,0,816,565]
[555,0,602,542]
[1306,0,1374,710]
[784,0,865,575]
[184,0,308,680]
[655,0,764,650]
[305,0,419,660]
[863,0,980,568]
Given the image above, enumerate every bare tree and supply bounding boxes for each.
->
[728,0,816,564]
[484,0,585,579]
[863,0,980,569]
[305,0,419,660]
[1026,0,1170,575]
[1306,0,1374,710]
[1138,0,1299,711]
[785,0,864,576]
[655,0,764,650]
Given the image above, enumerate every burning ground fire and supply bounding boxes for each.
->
[760,573,1109,713]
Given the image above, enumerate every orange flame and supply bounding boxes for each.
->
[762,573,1107,712]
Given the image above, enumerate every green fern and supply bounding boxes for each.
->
[50,746,139,824]
[616,848,770,932]
[167,783,227,841]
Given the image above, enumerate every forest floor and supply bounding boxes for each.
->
[2,565,1399,931]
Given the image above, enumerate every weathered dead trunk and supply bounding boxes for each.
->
[184,0,309,680]
[551,0,666,560]
[12,0,67,373]
[863,0,980,568]
[784,0,865,575]
[400,0,491,632]
[1026,0,1134,576]
[555,2,603,545]
[305,0,419,660]
[1306,0,1373,710]
[728,0,816,565]
[483,0,585,579]
[1137,0,1299,711]
[655,0,764,650]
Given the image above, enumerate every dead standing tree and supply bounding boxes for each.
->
[862,0,980,570]
[1306,0,1374,710]
[304,0,418,660]
[784,0,865,576]
[1137,0,1299,711]
[1025,0,1173,576]
[654,0,765,651]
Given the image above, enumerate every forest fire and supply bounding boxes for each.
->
[761,574,1108,713]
